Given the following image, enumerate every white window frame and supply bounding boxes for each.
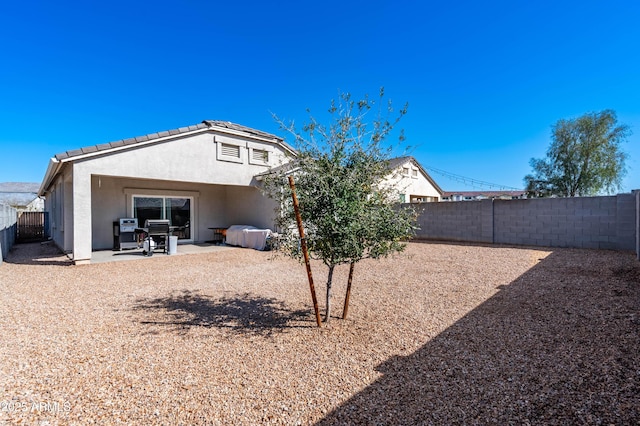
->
[124,188,199,243]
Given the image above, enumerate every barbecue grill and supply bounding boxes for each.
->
[113,218,138,250]
[142,219,170,255]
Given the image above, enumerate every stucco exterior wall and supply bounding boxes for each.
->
[223,185,279,230]
[397,173,442,200]
[72,132,288,187]
[89,176,278,251]
[383,161,441,202]
[44,165,74,253]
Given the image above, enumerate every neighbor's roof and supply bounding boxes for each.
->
[54,120,287,161]
[443,190,526,197]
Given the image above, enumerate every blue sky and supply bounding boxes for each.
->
[1,0,639,192]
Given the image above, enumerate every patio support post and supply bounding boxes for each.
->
[72,168,93,265]
[288,176,322,327]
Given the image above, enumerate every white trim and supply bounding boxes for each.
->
[123,188,199,198]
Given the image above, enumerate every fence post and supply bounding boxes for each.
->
[0,203,18,264]
[0,204,6,264]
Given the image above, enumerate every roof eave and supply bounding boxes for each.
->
[38,157,63,196]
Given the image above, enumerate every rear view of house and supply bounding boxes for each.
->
[38,121,295,264]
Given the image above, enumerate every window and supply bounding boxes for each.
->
[133,196,192,240]
[412,169,418,178]
[402,167,410,176]
[399,193,406,203]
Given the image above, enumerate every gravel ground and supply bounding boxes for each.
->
[1,241,638,425]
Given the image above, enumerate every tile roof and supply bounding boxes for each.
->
[53,120,284,162]
[387,156,413,169]
[201,120,283,141]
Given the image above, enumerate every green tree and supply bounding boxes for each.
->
[524,110,630,197]
[263,89,417,322]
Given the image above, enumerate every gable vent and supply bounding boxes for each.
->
[221,143,240,158]
[252,148,268,162]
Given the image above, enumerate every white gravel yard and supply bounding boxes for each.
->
[1,241,639,425]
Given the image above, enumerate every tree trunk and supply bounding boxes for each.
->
[342,263,355,319]
[325,265,335,322]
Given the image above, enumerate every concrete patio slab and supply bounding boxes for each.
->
[91,243,238,264]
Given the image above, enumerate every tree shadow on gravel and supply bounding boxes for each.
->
[318,250,640,425]
[132,290,312,336]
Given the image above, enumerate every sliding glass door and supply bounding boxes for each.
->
[133,196,192,240]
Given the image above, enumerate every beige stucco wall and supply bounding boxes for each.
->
[383,161,441,202]
[44,165,74,253]
[72,132,289,187]
[89,176,278,251]
[224,184,279,230]
[92,176,244,250]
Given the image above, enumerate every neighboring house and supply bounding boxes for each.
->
[38,121,295,264]
[385,156,443,203]
[441,190,527,201]
[256,155,444,204]
[0,182,44,212]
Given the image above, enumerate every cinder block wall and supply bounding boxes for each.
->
[411,193,638,254]
[413,199,493,243]
[0,203,18,264]
[633,189,640,260]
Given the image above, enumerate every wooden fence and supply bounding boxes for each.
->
[16,211,49,242]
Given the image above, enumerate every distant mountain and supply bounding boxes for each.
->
[0,182,40,193]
